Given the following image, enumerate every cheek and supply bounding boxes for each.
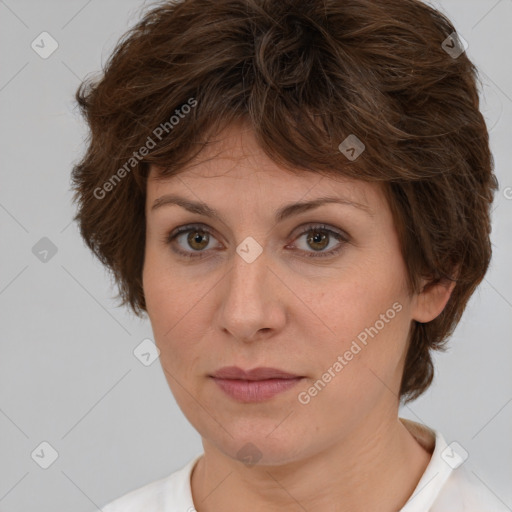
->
[317,267,406,339]
[143,241,191,317]
[296,297,410,424]
[143,248,185,354]
[307,262,411,385]
[143,247,169,324]
[142,245,214,371]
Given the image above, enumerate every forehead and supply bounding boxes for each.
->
[146,122,383,210]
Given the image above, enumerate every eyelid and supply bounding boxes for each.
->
[164,223,221,258]
[287,223,349,259]
[165,222,350,259]
[289,222,348,241]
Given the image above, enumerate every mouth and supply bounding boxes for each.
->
[210,366,302,380]
[209,366,304,403]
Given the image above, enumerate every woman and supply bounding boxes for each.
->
[71,0,505,510]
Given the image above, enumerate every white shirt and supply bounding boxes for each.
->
[102,418,509,511]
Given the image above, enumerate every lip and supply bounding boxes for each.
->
[209,366,304,403]
[211,377,304,403]
[210,366,301,380]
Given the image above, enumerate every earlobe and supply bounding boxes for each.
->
[412,277,457,324]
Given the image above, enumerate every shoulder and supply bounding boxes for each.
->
[399,419,508,512]
[101,454,202,512]
[431,463,510,512]
[101,475,168,512]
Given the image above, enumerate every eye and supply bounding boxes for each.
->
[288,223,349,258]
[166,224,219,259]
[165,223,349,260]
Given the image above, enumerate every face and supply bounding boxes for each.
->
[142,122,425,466]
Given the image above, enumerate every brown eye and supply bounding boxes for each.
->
[291,224,349,258]
[166,222,349,261]
[186,229,210,251]
[306,229,330,251]
[166,224,219,260]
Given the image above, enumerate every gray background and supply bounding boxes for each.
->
[0,0,511,511]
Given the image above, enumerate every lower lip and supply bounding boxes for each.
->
[211,377,303,403]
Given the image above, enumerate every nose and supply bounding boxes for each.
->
[215,246,287,343]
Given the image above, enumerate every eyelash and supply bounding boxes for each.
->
[164,223,349,260]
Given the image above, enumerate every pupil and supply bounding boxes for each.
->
[188,230,208,250]
[308,230,328,251]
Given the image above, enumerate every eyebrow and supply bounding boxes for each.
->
[150,193,374,221]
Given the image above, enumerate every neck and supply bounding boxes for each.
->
[191,414,433,512]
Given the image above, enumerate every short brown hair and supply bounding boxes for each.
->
[71,0,497,403]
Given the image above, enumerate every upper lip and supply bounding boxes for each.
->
[210,366,302,381]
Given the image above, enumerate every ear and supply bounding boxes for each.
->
[411,276,457,324]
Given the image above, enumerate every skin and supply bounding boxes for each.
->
[142,121,455,512]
